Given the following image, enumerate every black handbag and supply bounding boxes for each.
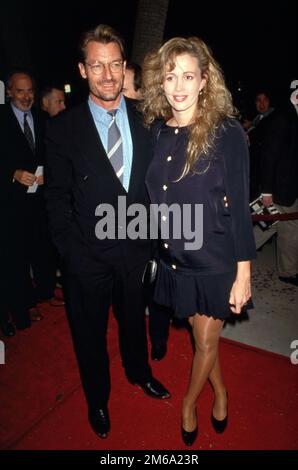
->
[142,259,158,286]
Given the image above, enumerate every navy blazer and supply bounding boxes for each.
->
[146,119,256,273]
[221,120,256,261]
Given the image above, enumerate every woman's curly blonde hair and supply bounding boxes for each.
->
[140,36,237,177]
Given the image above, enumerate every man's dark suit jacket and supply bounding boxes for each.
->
[45,98,153,272]
[248,111,276,200]
[0,104,45,211]
[260,103,298,206]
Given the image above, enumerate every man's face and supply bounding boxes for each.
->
[122,69,141,100]
[7,73,34,111]
[78,41,125,109]
[255,93,270,114]
[42,89,66,116]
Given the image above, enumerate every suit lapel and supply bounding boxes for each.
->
[7,105,32,151]
[72,102,125,191]
[31,108,43,154]
[7,105,39,172]
[126,99,148,200]
[72,100,150,197]
[8,105,44,160]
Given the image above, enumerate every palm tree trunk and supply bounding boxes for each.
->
[131,0,169,65]
[0,3,32,71]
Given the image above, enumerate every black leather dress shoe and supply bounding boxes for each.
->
[181,425,198,446]
[133,377,171,399]
[0,321,16,337]
[88,407,110,438]
[151,342,167,361]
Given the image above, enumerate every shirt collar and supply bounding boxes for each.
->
[11,102,33,121]
[88,94,126,120]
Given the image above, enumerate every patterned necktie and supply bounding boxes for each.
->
[107,109,124,183]
[23,113,35,153]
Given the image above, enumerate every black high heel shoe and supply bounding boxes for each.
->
[181,425,198,446]
[211,392,228,434]
[181,409,198,446]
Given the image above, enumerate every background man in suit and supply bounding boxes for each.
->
[260,81,298,286]
[122,62,142,100]
[40,86,66,117]
[246,90,275,200]
[122,62,172,362]
[0,71,59,337]
[40,85,67,292]
[45,24,170,440]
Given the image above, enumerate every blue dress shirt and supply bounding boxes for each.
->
[88,95,133,192]
[11,102,35,142]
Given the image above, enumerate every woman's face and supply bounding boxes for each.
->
[162,53,206,116]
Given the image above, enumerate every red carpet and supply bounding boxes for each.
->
[0,302,297,450]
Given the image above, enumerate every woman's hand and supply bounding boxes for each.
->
[229,261,252,314]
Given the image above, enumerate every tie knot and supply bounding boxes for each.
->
[107,109,118,119]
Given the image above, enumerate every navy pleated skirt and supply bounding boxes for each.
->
[153,260,253,320]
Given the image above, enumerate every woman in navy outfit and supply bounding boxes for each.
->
[141,36,256,445]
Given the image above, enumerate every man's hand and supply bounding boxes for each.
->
[13,169,36,187]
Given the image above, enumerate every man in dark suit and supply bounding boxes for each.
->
[0,71,59,337]
[40,85,66,117]
[45,24,170,439]
[247,90,275,200]
[122,67,172,361]
[260,81,298,286]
